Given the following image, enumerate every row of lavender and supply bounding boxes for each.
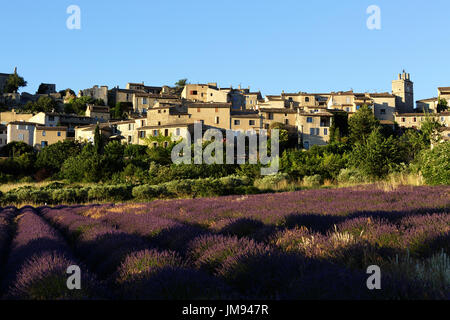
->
[0,207,103,299]
[38,186,449,299]
[0,185,448,299]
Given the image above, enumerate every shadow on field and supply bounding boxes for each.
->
[283,207,449,234]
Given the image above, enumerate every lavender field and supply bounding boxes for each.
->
[0,185,449,300]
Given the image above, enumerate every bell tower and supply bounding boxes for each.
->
[392,70,414,113]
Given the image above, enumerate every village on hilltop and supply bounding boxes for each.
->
[0,69,449,150]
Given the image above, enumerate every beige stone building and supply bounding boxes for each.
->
[80,85,109,105]
[392,71,414,113]
[186,102,232,129]
[7,121,36,145]
[438,87,450,103]
[136,122,196,147]
[132,92,181,115]
[296,110,333,149]
[85,105,110,122]
[33,126,67,149]
[0,110,34,125]
[416,97,438,113]
[394,112,450,129]
[230,111,263,132]
[6,121,67,148]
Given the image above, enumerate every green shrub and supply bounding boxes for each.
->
[164,180,193,197]
[303,174,322,187]
[418,142,450,185]
[337,168,368,184]
[254,173,289,190]
[87,184,133,201]
[132,184,167,200]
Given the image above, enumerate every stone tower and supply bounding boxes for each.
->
[392,70,414,113]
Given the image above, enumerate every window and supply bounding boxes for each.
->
[42,131,46,136]
[153,130,158,136]
[268,113,274,120]
[234,120,240,125]
[304,141,310,150]
[128,124,133,130]
[305,97,310,102]
[18,125,26,130]
[307,117,313,123]
[310,128,315,135]
[139,131,146,138]
[128,136,132,143]
[402,118,406,122]
[175,128,180,136]
[153,142,158,148]
[158,110,161,114]
[41,141,48,148]
[413,117,417,122]
[215,116,220,124]
[380,109,386,115]
[191,90,198,95]
[197,108,201,112]
[158,121,161,126]
[356,106,360,110]
[285,119,289,125]
[142,98,147,104]
[57,131,61,137]
[164,129,169,136]
[324,128,328,135]
[346,107,350,112]
[249,120,255,126]
[18,134,24,141]
[48,116,55,121]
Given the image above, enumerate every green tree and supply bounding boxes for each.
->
[23,96,58,113]
[175,79,188,88]
[0,141,34,157]
[111,102,132,119]
[94,125,104,154]
[437,98,448,113]
[4,69,27,93]
[330,111,349,143]
[349,128,402,178]
[35,141,82,174]
[420,115,442,146]
[348,105,379,145]
[417,142,450,185]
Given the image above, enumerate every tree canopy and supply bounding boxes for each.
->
[348,105,379,144]
[4,70,27,93]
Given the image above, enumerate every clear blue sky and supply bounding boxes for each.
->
[0,0,448,102]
